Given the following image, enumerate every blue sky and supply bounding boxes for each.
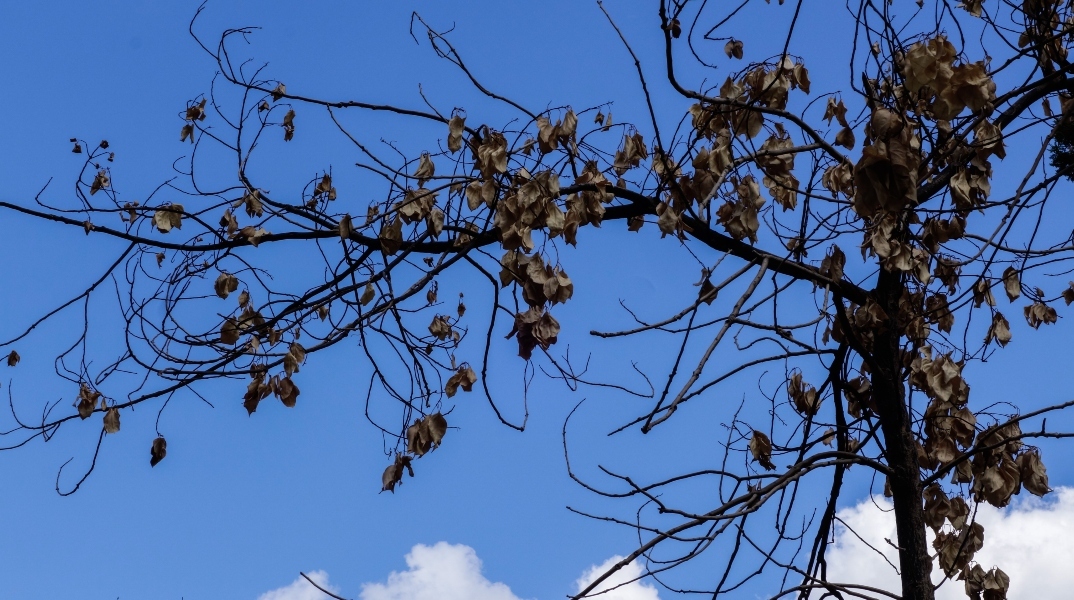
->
[3,2,1074,599]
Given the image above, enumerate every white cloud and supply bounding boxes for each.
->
[824,487,1074,599]
[257,570,340,600]
[359,542,521,600]
[257,543,663,600]
[575,556,661,600]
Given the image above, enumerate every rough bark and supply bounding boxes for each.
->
[872,266,935,600]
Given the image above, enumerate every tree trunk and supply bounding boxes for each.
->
[872,267,935,600]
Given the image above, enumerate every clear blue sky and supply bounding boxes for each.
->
[3,2,1074,599]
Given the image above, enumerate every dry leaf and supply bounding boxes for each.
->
[150,436,167,467]
[103,407,120,434]
[214,273,239,299]
[749,430,776,471]
[153,204,184,234]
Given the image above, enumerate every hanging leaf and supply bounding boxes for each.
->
[150,436,167,467]
[749,430,776,470]
[103,407,120,434]
[214,273,239,299]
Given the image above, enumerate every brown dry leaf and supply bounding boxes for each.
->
[407,412,449,456]
[1024,301,1057,329]
[150,436,167,467]
[834,127,855,149]
[103,407,120,434]
[271,83,287,101]
[823,97,848,127]
[724,39,743,59]
[1018,449,1050,496]
[6,351,19,367]
[282,109,295,141]
[445,365,477,397]
[283,342,305,376]
[214,273,239,299]
[220,318,240,345]
[153,204,184,234]
[749,430,776,471]
[821,428,835,447]
[90,170,110,195]
[717,175,765,242]
[77,384,99,419]
[339,214,353,241]
[428,314,452,340]
[973,279,996,307]
[665,17,681,38]
[243,375,273,415]
[788,372,821,415]
[1001,267,1021,302]
[447,114,466,153]
[276,376,300,407]
[360,283,375,306]
[381,454,412,493]
[414,153,435,187]
[180,124,195,143]
[379,217,403,255]
[986,312,1012,347]
[820,245,846,282]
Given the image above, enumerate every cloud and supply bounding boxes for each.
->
[575,556,661,600]
[358,542,521,600]
[257,543,663,600]
[257,570,339,600]
[824,487,1074,599]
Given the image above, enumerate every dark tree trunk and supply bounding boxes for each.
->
[872,267,935,600]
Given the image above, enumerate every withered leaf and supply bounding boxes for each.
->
[220,318,240,345]
[445,365,477,397]
[103,407,120,434]
[339,214,353,241]
[360,283,376,306]
[749,430,776,471]
[6,351,19,367]
[283,342,305,376]
[214,272,239,299]
[381,454,413,493]
[271,83,287,101]
[724,39,744,59]
[1001,267,1020,302]
[447,114,466,153]
[150,436,167,467]
[276,376,300,407]
[152,204,184,234]
[282,109,296,141]
[407,412,449,457]
[90,170,110,195]
[986,312,1012,347]
[1018,449,1050,496]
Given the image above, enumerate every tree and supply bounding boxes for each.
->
[3,1,1074,598]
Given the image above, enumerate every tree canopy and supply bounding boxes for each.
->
[5,1,1074,598]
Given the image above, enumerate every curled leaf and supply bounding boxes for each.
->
[448,114,466,153]
[1001,267,1020,302]
[152,204,184,234]
[1018,449,1050,496]
[6,351,19,367]
[103,407,120,434]
[749,430,776,471]
[214,272,239,299]
[150,436,167,467]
